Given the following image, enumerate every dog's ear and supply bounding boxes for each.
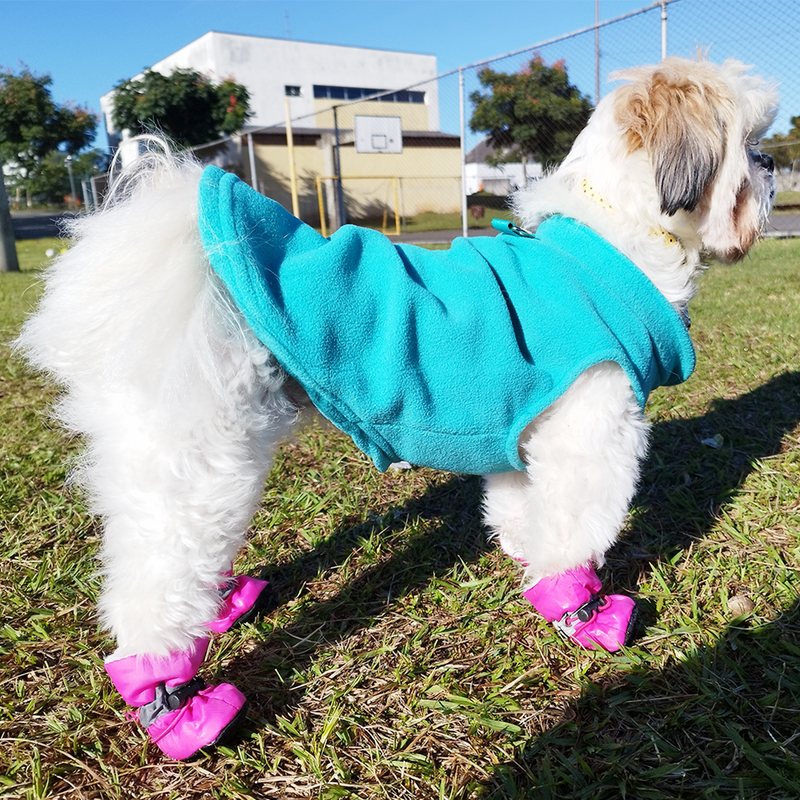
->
[614,67,729,216]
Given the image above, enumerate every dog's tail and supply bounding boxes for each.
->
[16,139,205,389]
[16,135,289,452]
[16,139,273,426]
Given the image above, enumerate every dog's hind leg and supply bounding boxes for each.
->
[89,309,290,659]
[483,362,648,651]
[17,157,295,756]
[90,283,293,758]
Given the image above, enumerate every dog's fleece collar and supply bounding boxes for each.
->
[198,166,696,474]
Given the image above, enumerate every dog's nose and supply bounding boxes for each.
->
[752,151,774,172]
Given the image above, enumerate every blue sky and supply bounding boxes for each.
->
[0,0,795,153]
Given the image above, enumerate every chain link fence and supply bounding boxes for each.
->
[198,0,798,237]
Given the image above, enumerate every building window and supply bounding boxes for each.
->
[285,85,302,97]
[313,85,425,103]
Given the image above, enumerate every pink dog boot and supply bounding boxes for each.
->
[105,637,247,760]
[522,565,637,652]
[208,574,272,634]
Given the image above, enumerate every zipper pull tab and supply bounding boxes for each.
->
[491,219,535,238]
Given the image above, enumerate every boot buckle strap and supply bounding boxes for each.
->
[139,675,206,728]
[553,596,606,639]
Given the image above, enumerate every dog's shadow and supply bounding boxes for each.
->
[227,470,491,712]
[612,370,800,598]
[474,597,800,797]
[225,371,800,725]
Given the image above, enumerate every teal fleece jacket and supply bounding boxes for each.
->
[198,166,695,474]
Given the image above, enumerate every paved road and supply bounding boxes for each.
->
[764,214,800,237]
[9,210,485,244]
[10,211,79,240]
[11,210,800,243]
[394,215,800,243]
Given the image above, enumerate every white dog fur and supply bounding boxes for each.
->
[17,57,778,660]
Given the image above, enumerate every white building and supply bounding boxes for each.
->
[100,31,440,148]
[464,137,542,196]
[99,32,462,226]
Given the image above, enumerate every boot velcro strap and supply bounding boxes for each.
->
[139,676,206,728]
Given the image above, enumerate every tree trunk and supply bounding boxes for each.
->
[0,155,20,272]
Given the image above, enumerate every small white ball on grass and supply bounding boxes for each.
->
[727,594,755,617]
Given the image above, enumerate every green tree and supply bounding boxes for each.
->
[0,67,97,202]
[469,56,592,173]
[28,148,108,206]
[761,115,800,172]
[111,68,252,147]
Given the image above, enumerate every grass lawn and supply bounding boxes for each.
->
[775,190,800,205]
[772,191,800,214]
[0,236,798,799]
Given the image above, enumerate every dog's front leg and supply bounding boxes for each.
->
[483,362,648,650]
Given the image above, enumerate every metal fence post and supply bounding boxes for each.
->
[81,179,92,211]
[248,133,258,190]
[459,67,468,239]
[595,0,601,104]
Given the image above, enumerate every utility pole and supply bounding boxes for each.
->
[0,154,20,273]
[333,105,346,229]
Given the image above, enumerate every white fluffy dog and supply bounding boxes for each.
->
[17,57,779,759]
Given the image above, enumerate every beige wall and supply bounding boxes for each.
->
[312,99,431,132]
[252,142,327,221]
[251,139,462,224]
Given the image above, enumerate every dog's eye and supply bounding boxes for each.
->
[746,137,760,148]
